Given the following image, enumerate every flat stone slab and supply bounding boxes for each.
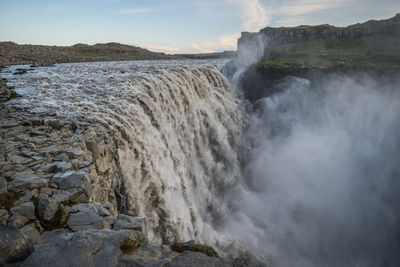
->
[22,229,129,267]
[113,214,143,231]
[8,176,48,193]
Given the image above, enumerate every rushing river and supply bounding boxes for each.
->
[2,60,400,266]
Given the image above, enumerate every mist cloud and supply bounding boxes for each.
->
[225,75,400,266]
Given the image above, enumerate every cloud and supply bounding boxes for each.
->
[115,8,156,14]
[226,0,271,31]
[218,33,240,50]
[278,0,349,16]
[191,44,218,53]
[140,44,180,53]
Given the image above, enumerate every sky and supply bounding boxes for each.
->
[0,0,399,54]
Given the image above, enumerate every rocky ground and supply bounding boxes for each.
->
[0,80,252,266]
[0,42,179,67]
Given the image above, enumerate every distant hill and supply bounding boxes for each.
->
[176,51,237,60]
[0,42,180,66]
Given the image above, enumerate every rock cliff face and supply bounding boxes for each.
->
[0,42,178,67]
[237,13,400,60]
[231,13,400,103]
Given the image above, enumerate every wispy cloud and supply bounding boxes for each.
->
[191,44,218,53]
[114,8,156,14]
[226,0,271,31]
[141,44,180,52]
[218,33,240,50]
[278,0,348,16]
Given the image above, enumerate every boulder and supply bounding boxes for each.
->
[51,171,92,198]
[38,163,57,173]
[10,202,36,220]
[20,225,42,245]
[113,214,143,231]
[37,197,59,222]
[121,243,178,266]
[67,207,103,231]
[67,212,102,231]
[8,214,29,228]
[22,229,129,267]
[165,251,231,267]
[0,225,33,265]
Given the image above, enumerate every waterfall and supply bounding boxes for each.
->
[2,61,247,249]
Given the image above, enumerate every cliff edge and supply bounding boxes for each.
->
[232,13,400,102]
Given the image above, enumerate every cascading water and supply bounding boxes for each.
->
[1,60,247,249]
[3,59,400,266]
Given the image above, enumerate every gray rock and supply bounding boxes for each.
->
[0,225,34,265]
[0,176,7,193]
[103,202,118,217]
[0,209,9,217]
[92,202,111,217]
[8,214,29,228]
[10,202,36,220]
[38,163,57,173]
[8,176,48,193]
[12,169,35,180]
[22,229,129,267]
[54,162,72,172]
[121,243,178,266]
[15,134,30,142]
[67,151,82,159]
[166,251,231,267]
[51,171,92,198]
[20,225,42,245]
[51,190,74,202]
[7,154,33,165]
[19,189,39,202]
[37,197,59,221]
[67,209,103,231]
[0,209,10,225]
[79,160,92,169]
[113,214,143,231]
[102,216,115,229]
[54,153,69,161]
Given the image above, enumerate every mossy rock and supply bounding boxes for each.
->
[120,237,140,254]
[188,244,218,257]
[171,242,218,257]
[0,192,18,209]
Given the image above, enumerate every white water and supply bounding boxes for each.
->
[3,61,400,266]
[1,60,247,249]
